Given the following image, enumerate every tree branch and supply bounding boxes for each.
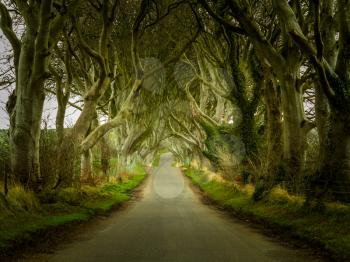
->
[198,0,246,35]
[0,2,21,71]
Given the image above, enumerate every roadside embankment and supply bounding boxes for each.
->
[0,165,147,257]
[185,167,350,261]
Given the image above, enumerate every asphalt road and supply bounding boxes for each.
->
[48,153,323,262]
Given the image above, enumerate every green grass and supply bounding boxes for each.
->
[185,167,350,261]
[0,169,147,254]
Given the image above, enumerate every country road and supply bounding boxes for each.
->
[45,153,323,262]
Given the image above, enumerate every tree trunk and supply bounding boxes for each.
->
[314,0,350,201]
[314,10,350,202]
[81,79,142,152]
[280,74,306,190]
[315,0,336,168]
[10,93,45,187]
[252,77,283,200]
[239,113,256,159]
[100,135,110,176]
[264,79,283,176]
[1,0,69,189]
[317,112,350,201]
[55,100,97,188]
[10,30,46,189]
[81,150,93,183]
[55,80,70,146]
[315,85,330,164]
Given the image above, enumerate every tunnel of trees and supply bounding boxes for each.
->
[0,0,349,206]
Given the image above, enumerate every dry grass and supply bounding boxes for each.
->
[7,185,40,212]
[267,186,304,206]
[185,167,350,261]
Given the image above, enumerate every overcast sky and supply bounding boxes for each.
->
[0,89,82,129]
[0,29,11,129]
[0,89,10,129]
[0,28,82,129]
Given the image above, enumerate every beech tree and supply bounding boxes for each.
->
[0,0,78,189]
[1,0,349,203]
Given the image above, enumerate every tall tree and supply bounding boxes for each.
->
[0,0,76,188]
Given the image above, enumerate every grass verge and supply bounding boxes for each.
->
[0,166,147,256]
[185,167,350,261]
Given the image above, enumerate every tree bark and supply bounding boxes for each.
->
[100,135,110,176]
[80,79,143,152]
[1,0,74,189]
[263,78,283,176]
[81,150,93,183]
[9,0,53,188]
[200,0,309,186]
[315,0,350,200]
[280,73,306,185]
[55,100,98,188]
[316,112,350,201]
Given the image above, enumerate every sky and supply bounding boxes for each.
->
[0,29,81,129]
[0,89,81,129]
[0,30,11,129]
[0,89,11,129]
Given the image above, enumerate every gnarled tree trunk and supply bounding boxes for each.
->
[263,78,283,177]
[56,100,98,188]
[1,0,73,189]
[8,1,53,189]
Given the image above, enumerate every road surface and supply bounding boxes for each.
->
[47,153,322,262]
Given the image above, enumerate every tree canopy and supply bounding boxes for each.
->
[0,0,349,202]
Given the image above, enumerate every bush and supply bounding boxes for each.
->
[39,129,62,187]
[56,187,82,205]
[185,167,350,261]
[267,186,303,206]
[252,181,267,201]
[44,185,114,206]
[0,193,12,216]
[7,186,40,212]
[81,185,109,200]
[38,189,59,204]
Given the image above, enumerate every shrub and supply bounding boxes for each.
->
[267,186,304,206]
[81,185,109,200]
[0,193,13,215]
[7,186,40,212]
[56,187,82,205]
[39,129,59,186]
[252,181,267,201]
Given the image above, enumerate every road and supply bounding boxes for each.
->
[47,153,323,262]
